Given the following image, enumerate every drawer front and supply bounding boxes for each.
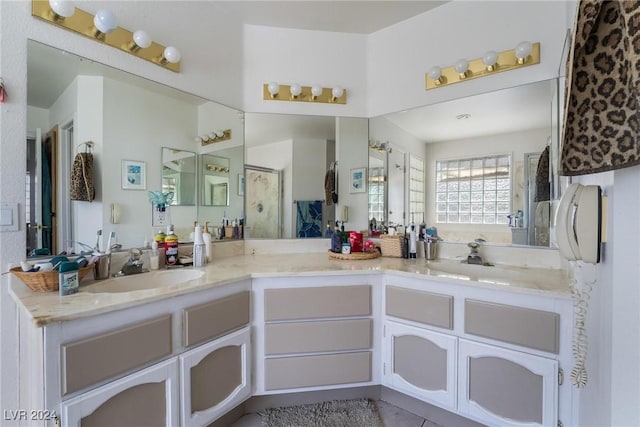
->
[184,291,250,347]
[264,285,371,321]
[386,286,453,330]
[265,352,371,390]
[465,299,560,354]
[265,319,372,355]
[62,315,172,395]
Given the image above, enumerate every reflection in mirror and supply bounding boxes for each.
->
[200,154,230,206]
[27,40,244,250]
[370,79,558,247]
[197,145,243,235]
[161,148,196,206]
[368,143,388,232]
[244,113,336,239]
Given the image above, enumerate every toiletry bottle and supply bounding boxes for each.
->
[331,222,342,253]
[238,217,244,239]
[193,223,206,267]
[220,216,226,239]
[164,225,179,266]
[325,221,332,238]
[58,261,79,296]
[203,221,213,262]
[409,223,417,259]
[150,241,160,270]
[154,229,166,249]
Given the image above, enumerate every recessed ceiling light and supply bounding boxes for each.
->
[456,113,471,120]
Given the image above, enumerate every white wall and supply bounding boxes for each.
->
[27,106,49,133]
[243,25,367,117]
[102,77,198,249]
[367,0,570,116]
[425,128,549,244]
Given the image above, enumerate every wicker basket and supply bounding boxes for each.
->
[379,235,404,257]
[10,265,93,293]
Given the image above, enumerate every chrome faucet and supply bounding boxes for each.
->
[115,248,146,276]
[466,241,484,265]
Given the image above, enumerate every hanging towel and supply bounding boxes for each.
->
[534,146,550,202]
[561,0,640,176]
[324,166,336,205]
[296,200,323,238]
[70,152,95,202]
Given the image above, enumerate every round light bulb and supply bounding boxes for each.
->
[482,50,498,69]
[311,85,323,98]
[209,132,216,140]
[428,66,442,81]
[267,82,280,97]
[454,59,469,74]
[515,41,533,62]
[290,83,302,97]
[49,0,75,18]
[331,86,344,99]
[93,9,117,34]
[132,30,152,49]
[201,134,210,142]
[216,130,225,138]
[163,46,181,64]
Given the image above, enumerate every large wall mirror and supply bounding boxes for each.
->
[369,78,560,248]
[26,40,244,253]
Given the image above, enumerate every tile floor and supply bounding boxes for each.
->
[230,400,443,427]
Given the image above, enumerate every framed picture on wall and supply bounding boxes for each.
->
[350,167,366,193]
[122,160,146,190]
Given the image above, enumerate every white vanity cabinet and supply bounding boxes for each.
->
[18,281,252,427]
[252,275,381,394]
[382,274,573,427]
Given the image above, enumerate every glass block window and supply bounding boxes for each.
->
[409,154,425,224]
[368,167,385,223]
[436,155,510,224]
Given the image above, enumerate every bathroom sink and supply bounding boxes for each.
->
[425,260,565,287]
[82,269,204,293]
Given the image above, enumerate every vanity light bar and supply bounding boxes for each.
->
[31,0,180,72]
[425,42,540,90]
[199,129,232,147]
[262,84,347,105]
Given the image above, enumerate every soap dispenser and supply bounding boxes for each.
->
[193,223,206,267]
[203,221,212,262]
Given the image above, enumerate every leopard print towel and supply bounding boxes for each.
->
[70,152,95,202]
[561,0,640,176]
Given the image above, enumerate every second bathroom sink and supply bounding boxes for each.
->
[82,269,204,293]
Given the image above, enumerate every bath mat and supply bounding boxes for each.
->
[259,398,384,427]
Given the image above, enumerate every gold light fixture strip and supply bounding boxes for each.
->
[425,42,540,90]
[201,129,232,146]
[32,0,180,72]
[262,84,347,104]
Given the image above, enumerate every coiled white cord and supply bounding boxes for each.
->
[569,261,597,388]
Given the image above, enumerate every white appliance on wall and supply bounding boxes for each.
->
[555,183,602,264]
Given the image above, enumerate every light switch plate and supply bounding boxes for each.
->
[0,203,19,231]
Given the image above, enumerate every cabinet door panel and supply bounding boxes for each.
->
[60,359,179,427]
[386,286,453,329]
[465,299,559,353]
[184,291,250,348]
[458,339,557,427]
[384,321,457,411]
[180,327,251,427]
[265,319,372,355]
[61,315,172,395]
[264,285,371,320]
[265,352,371,390]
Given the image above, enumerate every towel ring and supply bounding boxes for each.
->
[76,141,94,153]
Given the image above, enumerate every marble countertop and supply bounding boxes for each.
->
[9,253,572,327]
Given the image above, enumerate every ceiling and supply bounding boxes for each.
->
[381,79,556,143]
